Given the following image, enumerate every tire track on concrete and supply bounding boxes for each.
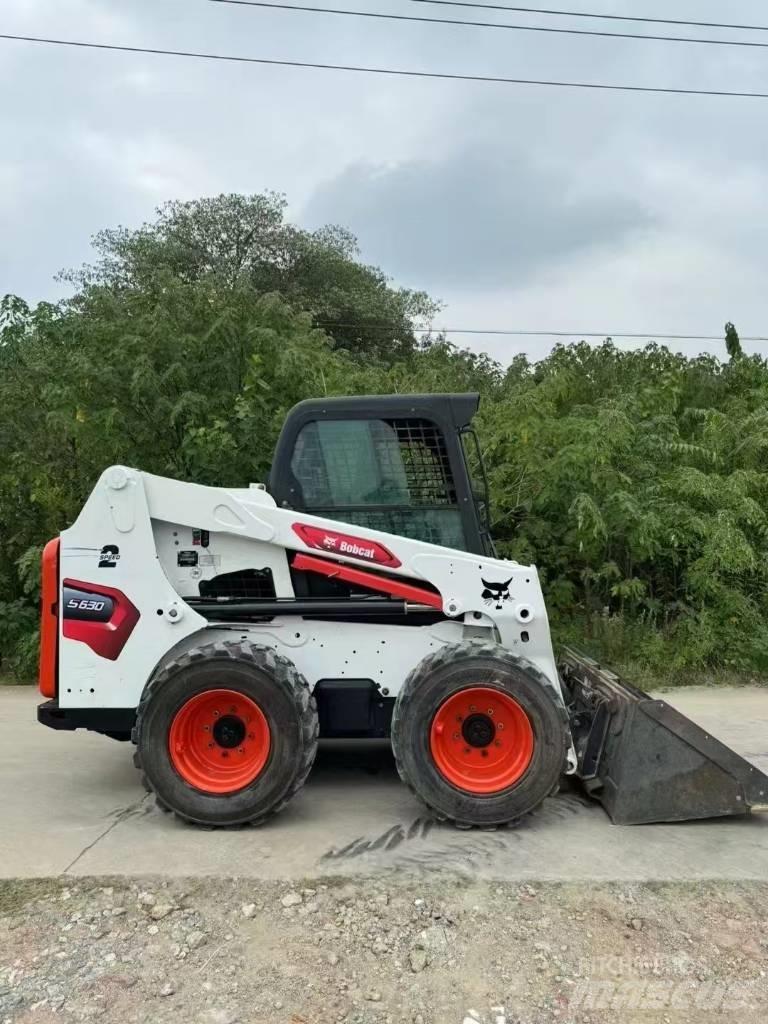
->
[318,793,597,875]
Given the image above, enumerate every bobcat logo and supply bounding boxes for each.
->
[481,578,512,610]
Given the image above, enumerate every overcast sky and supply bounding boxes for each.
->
[2,0,767,362]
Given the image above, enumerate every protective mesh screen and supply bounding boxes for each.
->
[291,418,457,508]
[198,569,276,601]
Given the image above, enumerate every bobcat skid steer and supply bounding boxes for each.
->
[38,394,768,828]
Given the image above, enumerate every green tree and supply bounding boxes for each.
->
[480,341,768,674]
[64,193,440,361]
[725,321,743,361]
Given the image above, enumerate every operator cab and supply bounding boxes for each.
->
[268,393,494,557]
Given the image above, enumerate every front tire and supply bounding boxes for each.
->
[134,640,318,827]
[391,642,568,828]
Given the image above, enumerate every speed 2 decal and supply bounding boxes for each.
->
[98,544,120,568]
[481,577,513,610]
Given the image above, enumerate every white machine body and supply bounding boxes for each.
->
[57,467,570,763]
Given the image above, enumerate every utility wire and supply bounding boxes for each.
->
[411,1,768,35]
[319,324,768,342]
[3,34,768,100]
[209,0,768,50]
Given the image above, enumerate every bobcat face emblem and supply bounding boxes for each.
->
[481,578,513,610]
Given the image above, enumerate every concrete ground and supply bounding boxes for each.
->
[2,686,767,882]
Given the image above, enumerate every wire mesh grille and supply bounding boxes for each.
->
[198,568,276,601]
[388,419,457,505]
[291,418,457,508]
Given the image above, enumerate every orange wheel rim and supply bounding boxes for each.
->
[168,689,271,794]
[430,687,534,794]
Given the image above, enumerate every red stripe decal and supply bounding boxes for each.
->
[292,553,443,610]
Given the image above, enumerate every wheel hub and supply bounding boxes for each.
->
[462,713,496,748]
[213,714,247,750]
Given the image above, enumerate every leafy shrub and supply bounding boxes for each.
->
[0,600,39,681]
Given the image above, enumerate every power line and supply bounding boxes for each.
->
[3,33,768,100]
[411,1,768,35]
[210,0,768,50]
[320,324,768,343]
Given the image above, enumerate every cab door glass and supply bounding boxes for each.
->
[290,418,468,550]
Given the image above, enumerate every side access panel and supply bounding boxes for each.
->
[560,648,768,825]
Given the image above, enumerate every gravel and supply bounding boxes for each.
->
[1,877,767,1023]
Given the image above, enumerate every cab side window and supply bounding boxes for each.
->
[290,418,466,550]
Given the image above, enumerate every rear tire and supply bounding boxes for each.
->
[391,642,567,828]
[134,640,318,827]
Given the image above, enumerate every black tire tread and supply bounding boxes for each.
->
[391,640,568,830]
[132,639,318,827]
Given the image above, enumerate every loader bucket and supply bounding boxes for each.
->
[559,647,768,825]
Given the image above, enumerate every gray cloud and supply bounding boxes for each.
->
[303,142,653,288]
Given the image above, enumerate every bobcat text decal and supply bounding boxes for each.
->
[292,523,402,568]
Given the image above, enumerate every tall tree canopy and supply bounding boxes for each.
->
[63,193,439,361]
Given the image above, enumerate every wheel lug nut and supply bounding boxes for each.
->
[453,732,460,740]
[481,750,489,758]
[498,722,505,730]
[487,708,494,716]
[495,740,502,747]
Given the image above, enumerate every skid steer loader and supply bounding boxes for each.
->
[38,393,768,828]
